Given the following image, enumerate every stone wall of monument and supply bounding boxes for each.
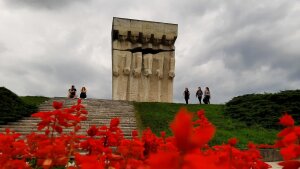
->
[112,17,177,102]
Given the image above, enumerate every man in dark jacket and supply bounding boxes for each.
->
[196,87,203,104]
[183,88,190,104]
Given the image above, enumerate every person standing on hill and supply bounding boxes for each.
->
[203,87,211,104]
[196,87,203,104]
[80,87,87,99]
[183,88,190,104]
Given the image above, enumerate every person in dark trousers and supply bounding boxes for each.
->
[203,87,210,104]
[183,88,190,104]
[196,87,203,104]
[68,85,77,99]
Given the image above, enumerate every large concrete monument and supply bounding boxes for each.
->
[112,17,178,102]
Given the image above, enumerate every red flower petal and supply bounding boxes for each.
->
[160,131,166,138]
[132,130,138,137]
[283,132,298,145]
[279,160,300,169]
[77,99,82,104]
[228,138,238,146]
[52,101,63,110]
[87,125,98,137]
[110,118,120,128]
[170,108,193,153]
[280,144,298,160]
[279,114,295,127]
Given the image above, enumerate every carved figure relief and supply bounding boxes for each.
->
[112,50,132,100]
[133,52,142,77]
[143,54,153,77]
[128,52,142,101]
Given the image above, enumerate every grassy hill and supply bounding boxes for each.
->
[134,102,278,148]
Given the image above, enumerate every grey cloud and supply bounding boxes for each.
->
[286,63,300,81]
[4,0,89,10]
[223,1,292,30]
[0,43,6,54]
[221,35,300,81]
[222,37,277,70]
[177,0,299,99]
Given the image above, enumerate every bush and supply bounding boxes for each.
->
[224,90,300,129]
[0,87,40,124]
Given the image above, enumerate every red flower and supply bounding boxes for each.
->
[147,151,180,169]
[87,125,98,137]
[279,160,300,169]
[257,144,275,149]
[294,126,300,137]
[74,154,105,169]
[170,108,193,153]
[54,126,63,134]
[52,101,63,109]
[279,114,295,127]
[248,142,256,149]
[110,118,120,128]
[184,152,219,169]
[45,129,50,135]
[192,110,215,148]
[142,128,160,157]
[280,144,298,160]
[132,130,138,138]
[118,139,144,159]
[1,160,31,169]
[160,131,166,138]
[191,123,215,148]
[197,109,205,119]
[282,132,298,145]
[170,108,216,153]
[228,138,238,146]
[278,128,294,138]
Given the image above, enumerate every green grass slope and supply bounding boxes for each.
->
[134,102,278,148]
[20,96,49,106]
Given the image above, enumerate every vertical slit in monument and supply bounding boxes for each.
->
[162,35,166,46]
[112,30,119,41]
[126,31,132,41]
[137,32,143,44]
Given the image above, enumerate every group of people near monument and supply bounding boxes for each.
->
[68,85,87,99]
[68,84,210,103]
[184,87,210,104]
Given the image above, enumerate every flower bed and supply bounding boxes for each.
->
[0,99,299,169]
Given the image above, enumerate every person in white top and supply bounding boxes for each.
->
[203,87,211,104]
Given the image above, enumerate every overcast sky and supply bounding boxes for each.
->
[0,0,299,104]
